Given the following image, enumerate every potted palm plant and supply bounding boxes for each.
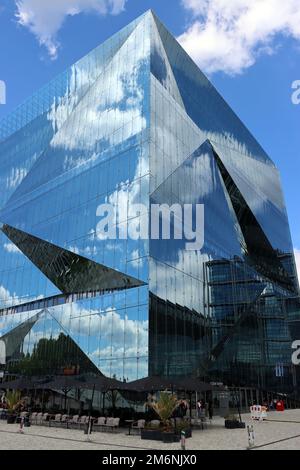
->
[149,391,179,443]
[6,390,21,424]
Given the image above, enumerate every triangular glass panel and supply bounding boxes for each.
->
[1,309,100,376]
[5,17,150,210]
[0,310,42,364]
[1,224,145,295]
[150,139,245,264]
[150,14,185,109]
[152,12,274,167]
[212,141,295,258]
[211,145,296,293]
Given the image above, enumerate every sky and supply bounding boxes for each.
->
[0,0,299,278]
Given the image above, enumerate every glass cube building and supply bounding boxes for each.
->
[0,10,299,393]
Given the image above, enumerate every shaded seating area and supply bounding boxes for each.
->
[1,374,223,438]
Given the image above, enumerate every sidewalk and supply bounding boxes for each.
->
[0,410,300,450]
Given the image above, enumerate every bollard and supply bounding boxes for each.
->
[247,424,255,448]
[84,420,93,442]
[181,430,186,451]
[19,417,24,434]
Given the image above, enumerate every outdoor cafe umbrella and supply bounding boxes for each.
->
[122,376,214,393]
[122,376,178,392]
[36,375,126,415]
[77,376,127,417]
[36,376,82,390]
[76,376,124,392]
[175,377,215,393]
[34,375,124,392]
[35,376,85,412]
[0,377,35,390]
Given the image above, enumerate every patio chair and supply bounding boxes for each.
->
[103,417,120,432]
[111,417,120,432]
[68,414,79,428]
[129,419,145,435]
[78,415,88,429]
[50,414,62,427]
[103,417,114,431]
[93,417,106,431]
[36,412,44,425]
[60,414,70,428]
[30,412,38,425]
[40,413,49,426]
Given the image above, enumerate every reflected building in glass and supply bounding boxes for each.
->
[0,11,299,394]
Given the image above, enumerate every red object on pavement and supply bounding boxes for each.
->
[276,400,285,412]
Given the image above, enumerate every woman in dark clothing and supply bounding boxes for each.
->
[178,400,185,418]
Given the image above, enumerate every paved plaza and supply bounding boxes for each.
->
[1,410,300,450]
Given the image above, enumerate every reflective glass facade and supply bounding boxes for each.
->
[0,11,299,392]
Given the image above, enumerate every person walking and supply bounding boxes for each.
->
[276,399,285,412]
[197,399,203,419]
[208,399,213,421]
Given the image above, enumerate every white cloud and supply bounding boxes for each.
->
[179,0,300,74]
[0,284,43,309]
[49,20,148,154]
[53,303,148,379]
[294,248,300,282]
[59,304,148,350]
[0,310,41,338]
[3,243,22,254]
[6,166,27,190]
[67,244,98,257]
[129,249,143,269]
[15,0,127,59]
[0,285,23,309]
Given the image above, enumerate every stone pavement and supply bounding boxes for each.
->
[0,410,300,450]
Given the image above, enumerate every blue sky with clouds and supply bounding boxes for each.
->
[0,0,299,276]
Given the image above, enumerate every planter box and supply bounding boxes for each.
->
[225,420,246,429]
[7,415,17,424]
[162,432,176,443]
[141,429,182,443]
[141,429,162,441]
